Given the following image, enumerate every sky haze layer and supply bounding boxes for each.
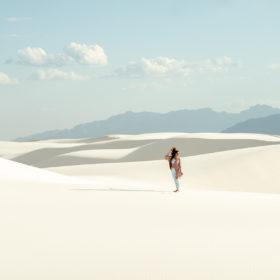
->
[1,0,280,140]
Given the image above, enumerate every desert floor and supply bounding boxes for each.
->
[1,133,280,280]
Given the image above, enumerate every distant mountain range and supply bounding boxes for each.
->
[14,104,280,141]
[223,114,280,134]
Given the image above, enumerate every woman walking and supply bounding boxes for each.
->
[165,147,183,192]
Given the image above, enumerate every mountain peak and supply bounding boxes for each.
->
[248,104,275,110]
[240,104,280,118]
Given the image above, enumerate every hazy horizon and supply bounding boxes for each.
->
[11,103,280,141]
[4,103,280,141]
[1,0,280,140]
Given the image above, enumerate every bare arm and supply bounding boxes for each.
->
[164,148,172,160]
[178,158,182,171]
[178,158,183,176]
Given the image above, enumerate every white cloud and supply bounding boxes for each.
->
[17,47,71,66]
[16,43,107,67]
[3,17,31,22]
[31,69,89,81]
[114,56,241,79]
[115,57,191,79]
[266,64,280,70]
[0,72,18,85]
[18,47,48,65]
[64,42,108,66]
[201,56,241,72]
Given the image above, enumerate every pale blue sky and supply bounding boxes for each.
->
[0,0,280,140]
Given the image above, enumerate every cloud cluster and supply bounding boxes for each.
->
[16,43,107,67]
[7,42,243,83]
[0,72,18,85]
[31,69,89,81]
[114,56,241,79]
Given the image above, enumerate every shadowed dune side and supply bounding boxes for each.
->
[15,138,280,168]
[0,135,121,161]
[0,141,84,160]
[10,139,154,167]
[45,135,119,144]
[119,138,280,162]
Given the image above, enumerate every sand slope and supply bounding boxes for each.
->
[1,133,280,280]
[0,157,90,185]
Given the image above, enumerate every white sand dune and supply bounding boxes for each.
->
[1,132,280,280]
[4,132,280,168]
[0,157,89,185]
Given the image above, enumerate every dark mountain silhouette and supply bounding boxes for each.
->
[223,114,280,134]
[14,104,280,141]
